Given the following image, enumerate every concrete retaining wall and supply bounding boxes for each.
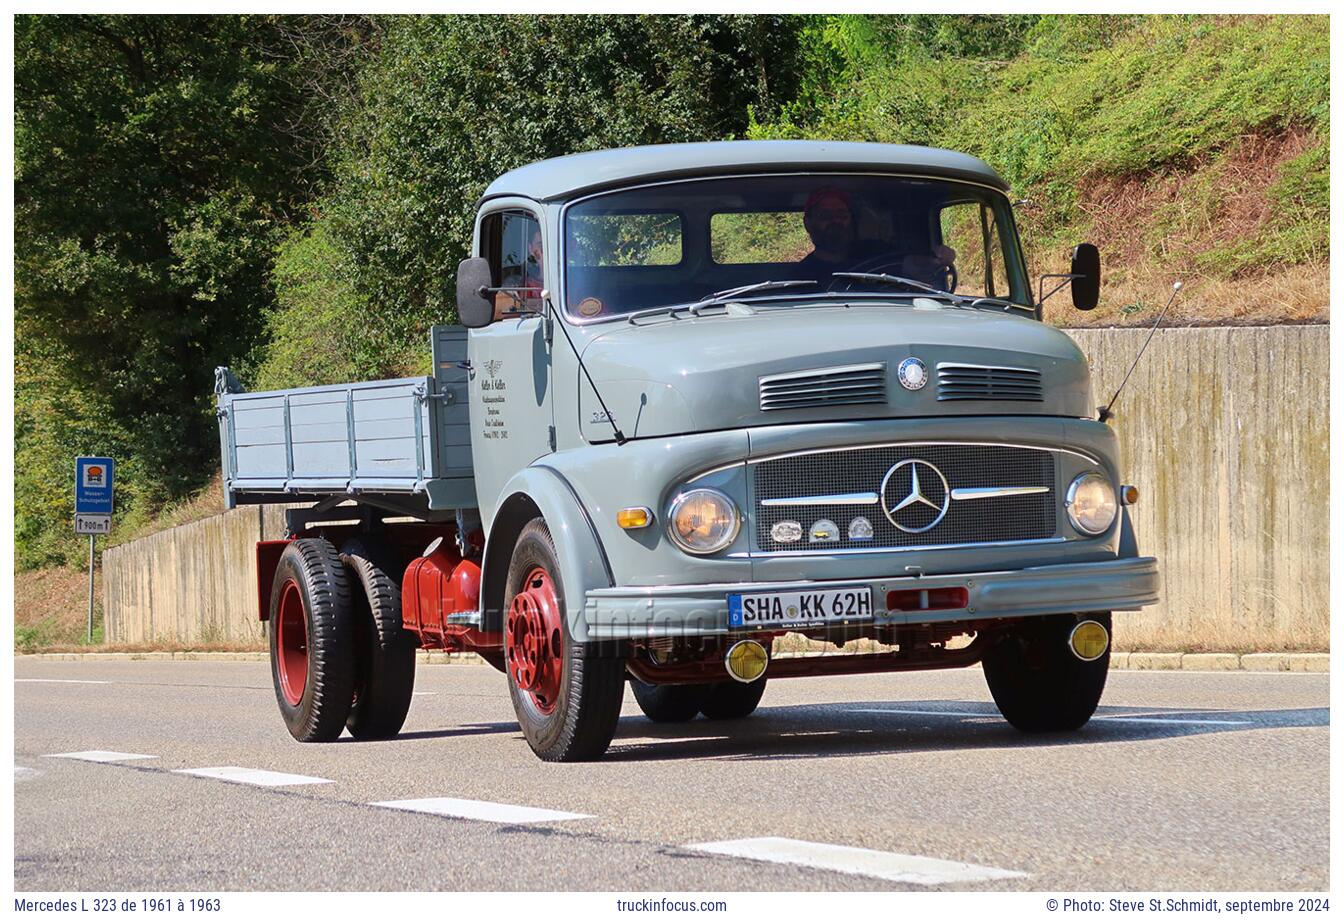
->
[1071,324,1328,649]
[102,325,1328,650]
[102,505,293,645]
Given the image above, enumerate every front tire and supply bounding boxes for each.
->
[983,613,1111,732]
[504,518,626,761]
[632,681,709,723]
[268,538,356,742]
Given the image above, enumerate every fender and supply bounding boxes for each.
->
[479,464,614,643]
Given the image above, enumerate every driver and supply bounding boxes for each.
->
[799,187,958,291]
[798,187,865,280]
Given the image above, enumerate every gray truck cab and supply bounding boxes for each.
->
[220,141,1158,761]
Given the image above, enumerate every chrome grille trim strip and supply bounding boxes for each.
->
[760,491,880,507]
[949,485,1050,501]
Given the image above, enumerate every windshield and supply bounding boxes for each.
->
[562,173,1030,319]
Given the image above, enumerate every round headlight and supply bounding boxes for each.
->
[668,488,740,555]
[1066,472,1117,535]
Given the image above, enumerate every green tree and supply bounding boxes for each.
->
[14,15,374,567]
[265,14,810,384]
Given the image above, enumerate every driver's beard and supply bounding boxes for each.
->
[811,225,852,257]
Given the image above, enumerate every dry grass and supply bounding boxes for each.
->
[1032,129,1328,328]
[106,472,229,551]
[14,565,102,650]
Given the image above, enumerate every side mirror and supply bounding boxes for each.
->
[455,257,495,328]
[1070,243,1100,311]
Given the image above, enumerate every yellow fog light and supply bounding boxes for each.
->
[724,639,769,683]
[1069,620,1110,662]
[617,506,653,529]
[1120,484,1140,506]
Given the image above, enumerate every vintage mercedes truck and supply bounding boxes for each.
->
[216,141,1159,761]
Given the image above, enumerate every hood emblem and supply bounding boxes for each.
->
[880,459,950,533]
[897,357,928,391]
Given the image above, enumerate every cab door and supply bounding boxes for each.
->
[467,205,554,528]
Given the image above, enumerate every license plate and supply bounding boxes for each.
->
[728,587,873,629]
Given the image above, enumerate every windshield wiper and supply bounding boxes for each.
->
[829,272,945,294]
[698,279,818,303]
[833,273,1035,314]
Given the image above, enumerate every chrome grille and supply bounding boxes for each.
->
[759,363,886,411]
[937,363,1042,402]
[753,443,1057,551]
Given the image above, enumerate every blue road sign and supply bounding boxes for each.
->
[75,457,115,515]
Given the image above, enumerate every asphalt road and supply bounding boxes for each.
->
[13,658,1328,892]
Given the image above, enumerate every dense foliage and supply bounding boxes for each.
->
[13,14,1330,573]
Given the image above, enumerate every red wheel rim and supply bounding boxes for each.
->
[276,579,308,706]
[506,567,564,715]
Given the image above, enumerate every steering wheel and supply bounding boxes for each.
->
[828,252,958,295]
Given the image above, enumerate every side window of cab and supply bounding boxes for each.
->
[480,210,543,320]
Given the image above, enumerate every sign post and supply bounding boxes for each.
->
[75,457,115,642]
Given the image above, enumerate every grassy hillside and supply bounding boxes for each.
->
[750,14,1328,326]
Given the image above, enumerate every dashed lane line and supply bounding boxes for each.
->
[172,766,333,787]
[685,836,1027,886]
[370,796,590,824]
[44,750,158,763]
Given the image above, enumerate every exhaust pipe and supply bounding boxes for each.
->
[1068,619,1110,662]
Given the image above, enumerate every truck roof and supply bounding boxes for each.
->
[481,140,1010,204]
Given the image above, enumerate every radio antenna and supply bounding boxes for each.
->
[542,293,627,445]
[1098,281,1182,424]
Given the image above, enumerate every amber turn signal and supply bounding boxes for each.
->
[1120,484,1140,505]
[616,507,653,529]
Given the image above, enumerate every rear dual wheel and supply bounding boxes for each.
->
[269,538,356,742]
[268,536,416,742]
[631,678,767,722]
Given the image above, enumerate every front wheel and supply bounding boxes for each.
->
[982,613,1111,732]
[504,518,626,761]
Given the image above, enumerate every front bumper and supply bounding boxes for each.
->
[583,555,1159,640]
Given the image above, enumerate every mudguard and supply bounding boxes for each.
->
[480,465,614,643]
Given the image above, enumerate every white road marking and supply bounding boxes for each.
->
[850,708,1252,725]
[686,837,1027,886]
[412,691,436,696]
[370,797,590,824]
[15,765,39,780]
[851,708,995,718]
[173,766,332,787]
[45,750,158,763]
[17,678,110,684]
[1097,716,1253,726]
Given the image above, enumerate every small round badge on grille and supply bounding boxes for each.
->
[898,357,928,391]
[770,520,803,544]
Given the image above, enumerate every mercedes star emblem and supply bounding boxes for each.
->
[880,459,951,533]
[897,357,928,390]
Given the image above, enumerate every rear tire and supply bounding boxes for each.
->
[983,613,1111,732]
[631,681,709,722]
[700,678,768,720]
[340,539,417,740]
[268,538,356,742]
[504,518,626,761]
